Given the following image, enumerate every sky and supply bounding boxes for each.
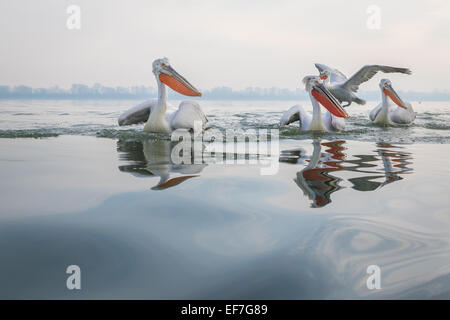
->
[0,0,449,92]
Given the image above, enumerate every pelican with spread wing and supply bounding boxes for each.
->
[315,63,411,107]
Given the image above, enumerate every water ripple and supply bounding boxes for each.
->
[295,216,450,298]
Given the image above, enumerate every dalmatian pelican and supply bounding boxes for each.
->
[369,79,415,125]
[118,58,208,133]
[315,63,411,107]
[280,76,348,132]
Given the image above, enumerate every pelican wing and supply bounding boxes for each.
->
[280,105,300,125]
[169,101,208,131]
[389,102,416,124]
[314,63,347,84]
[369,103,383,122]
[342,65,412,93]
[323,112,346,132]
[118,100,156,126]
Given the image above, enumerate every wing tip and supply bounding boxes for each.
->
[383,65,413,75]
[365,65,413,75]
[314,63,325,71]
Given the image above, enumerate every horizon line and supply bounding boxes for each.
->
[1,84,450,101]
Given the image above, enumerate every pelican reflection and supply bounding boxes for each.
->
[117,139,206,190]
[280,139,413,207]
[346,142,413,191]
[292,140,344,208]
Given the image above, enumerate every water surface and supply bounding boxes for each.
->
[0,100,449,299]
[1,99,449,143]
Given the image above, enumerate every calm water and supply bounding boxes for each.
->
[0,100,450,299]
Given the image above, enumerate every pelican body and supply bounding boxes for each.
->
[118,58,208,133]
[370,79,415,125]
[280,76,348,132]
[315,63,412,107]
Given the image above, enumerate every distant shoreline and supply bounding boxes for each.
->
[1,84,449,101]
[0,97,448,101]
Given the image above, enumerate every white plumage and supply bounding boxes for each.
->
[118,58,208,133]
[369,79,415,125]
[315,63,412,107]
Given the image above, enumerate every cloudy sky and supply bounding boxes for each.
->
[0,0,449,91]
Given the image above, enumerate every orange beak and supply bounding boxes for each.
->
[311,84,348,118]
[152,175,199,190]
[320,75,328,80]
[383,85,407,109]
[159,64,202,97]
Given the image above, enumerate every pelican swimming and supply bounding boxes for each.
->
[369,79,415,125]
[315,63,411,107]
[118,58,208,133]
[280,76,348,132]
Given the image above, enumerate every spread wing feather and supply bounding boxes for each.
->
[342,65,411,93]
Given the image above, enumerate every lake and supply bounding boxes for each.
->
[0,99,449,299]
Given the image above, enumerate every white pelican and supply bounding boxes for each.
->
[280,76,348,132]
[315,63,411,107]
[118,58,208,133]
[369,79,415,125]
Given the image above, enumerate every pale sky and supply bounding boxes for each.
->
[0,0,449,91]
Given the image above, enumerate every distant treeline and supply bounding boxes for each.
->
[0,84,449,101]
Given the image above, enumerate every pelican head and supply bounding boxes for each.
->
[303,75,348,118]
[319,70,330,81]
[379,79,407,109]
[302,75,321,91]
[152,58,202,97]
